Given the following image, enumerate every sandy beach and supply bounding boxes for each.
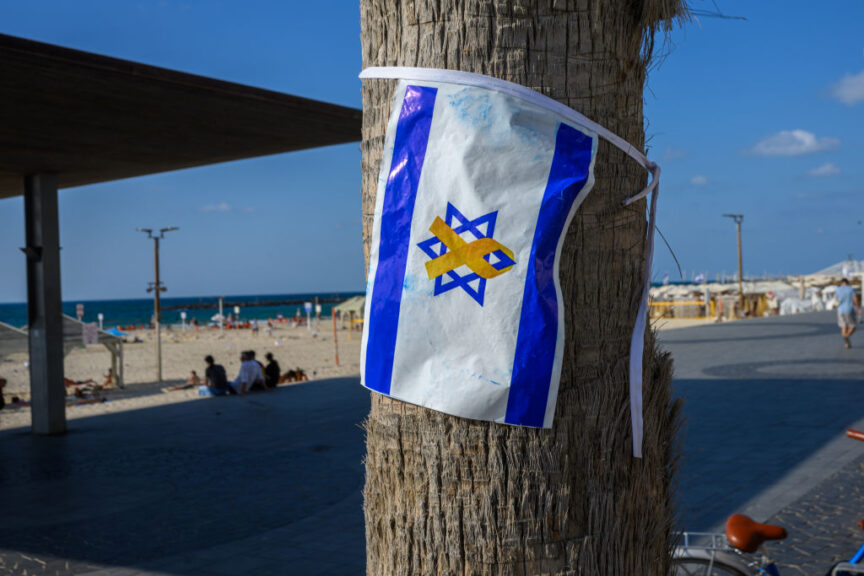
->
[0,315,713,432]
[0,320,362,431]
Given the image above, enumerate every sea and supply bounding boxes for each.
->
[0,291,364,330]
[0,280,718,330]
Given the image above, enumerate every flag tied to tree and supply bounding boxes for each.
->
[360,68,659,457]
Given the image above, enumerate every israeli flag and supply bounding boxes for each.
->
[360,74,597,428]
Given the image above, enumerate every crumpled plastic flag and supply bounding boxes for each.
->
[360,68,659,457]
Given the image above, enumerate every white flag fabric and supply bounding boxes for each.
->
[360,68,659,454]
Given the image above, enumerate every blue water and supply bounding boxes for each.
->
[0,292,363,329]
[0,280,717,329]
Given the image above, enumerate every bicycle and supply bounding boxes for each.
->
[672,429,864,576]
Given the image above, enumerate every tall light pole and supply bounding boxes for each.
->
[723,214,744,316]
[137,227,178,383]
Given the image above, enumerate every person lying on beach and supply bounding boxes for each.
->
[200,355,230,397]
[279,367,308,384]
[67,396,106,407]
[67,383,106,405]
[64,377,98,388]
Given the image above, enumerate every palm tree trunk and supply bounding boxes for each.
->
[360,2,684,574]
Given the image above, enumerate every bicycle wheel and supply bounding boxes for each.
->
[671,558,750,576]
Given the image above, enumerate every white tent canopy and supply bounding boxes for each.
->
[812,259,864,277]
[0,320,29,355]
[333,296,365,317]
[0,315,124,387]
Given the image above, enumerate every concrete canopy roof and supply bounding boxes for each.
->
[0,33,362,199]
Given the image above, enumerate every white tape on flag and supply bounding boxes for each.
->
[361,67,659,457]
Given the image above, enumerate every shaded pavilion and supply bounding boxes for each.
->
[0,315,125,387]
[0,33,361,433]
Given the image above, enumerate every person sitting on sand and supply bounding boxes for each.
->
[247,350,267,392]
[0,377,6,410]
[166,370,203,392]
[161,370,197,393]
[264,353,280,390]
[230,351,264,395]
[102,367,117,388]
[200,355,230,397]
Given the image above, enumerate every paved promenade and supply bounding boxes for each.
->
[2,311,863,575]
[0,377,370,576]
[662,311,864,572]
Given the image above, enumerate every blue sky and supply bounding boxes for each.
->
[0,1,862,302]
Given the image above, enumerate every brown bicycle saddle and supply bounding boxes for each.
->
[725,514,787,553]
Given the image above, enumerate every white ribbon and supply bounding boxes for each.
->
[360,67,659,457]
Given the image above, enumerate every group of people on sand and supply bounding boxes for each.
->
[196,350,283,397]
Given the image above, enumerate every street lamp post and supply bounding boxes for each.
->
[137,227,178,383]
[723,214,744,316]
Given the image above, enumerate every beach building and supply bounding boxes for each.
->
[650,280,796,321]
[0,33,361,434]
[333,295,366,336]
[649,259,864,322]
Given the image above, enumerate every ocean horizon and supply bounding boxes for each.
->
[0,291,365,329]
[0,278,738,330]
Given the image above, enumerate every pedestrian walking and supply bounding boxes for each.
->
[835,278,861,349]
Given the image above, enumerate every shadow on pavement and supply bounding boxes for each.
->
[675,376,864,531]
[0,377,369,575]
[666,311,864,532]
[4,311,863,572]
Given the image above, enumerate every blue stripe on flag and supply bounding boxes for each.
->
[365,85,438,395]
[505,123,594,427]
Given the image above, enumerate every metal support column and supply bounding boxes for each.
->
[118,343,124,389]
[24,173,66,435]
[153,235,162,383]
[736,219,744,314]
[723,214,745,317]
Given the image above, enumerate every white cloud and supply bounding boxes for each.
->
[662,147,687,162]
[689,175,708,186]
[808,162,841,177]
[830,70,864,105]
[200,202,231,212]
[750,130,840,156]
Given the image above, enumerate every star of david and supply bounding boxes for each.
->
[417,203,516,306]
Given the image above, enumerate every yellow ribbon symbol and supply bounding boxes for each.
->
[424,217,516,280]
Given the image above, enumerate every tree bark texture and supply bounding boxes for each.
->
[360,2,682,574]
